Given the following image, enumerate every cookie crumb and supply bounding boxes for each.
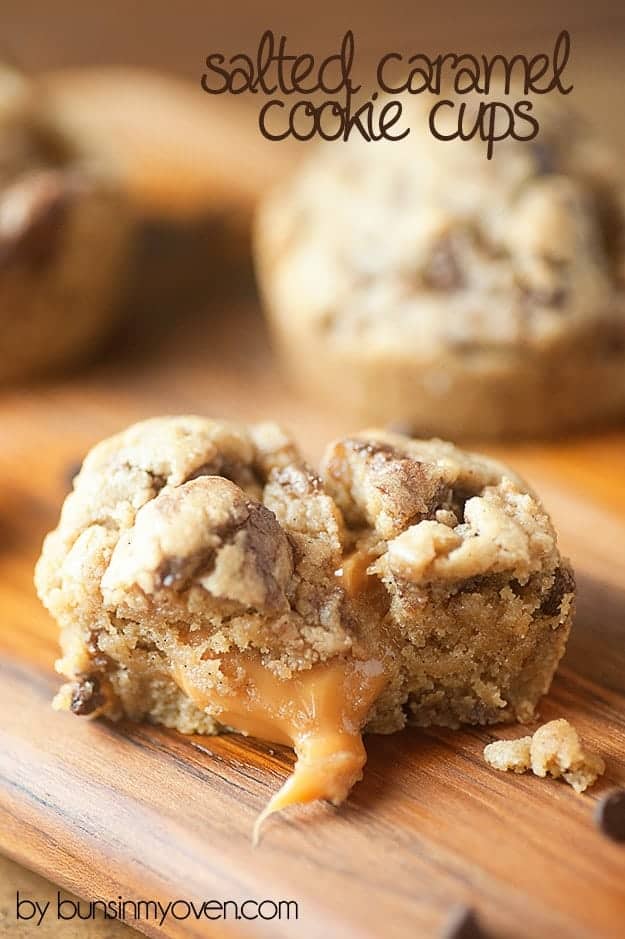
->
[530,719,605,793]
[442,905,485,939]
[483,736,532,773]
[484,719,604,793]
[595,789,625,842]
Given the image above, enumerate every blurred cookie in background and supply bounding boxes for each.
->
[0,62,131,383]
[45,67,296,314]
[255,95,625,440]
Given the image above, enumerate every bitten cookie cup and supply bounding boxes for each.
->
[0,63,131,383]
[35,416,575,831]
[255,95,625,440]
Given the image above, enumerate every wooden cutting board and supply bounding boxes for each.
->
[0,294,624,939]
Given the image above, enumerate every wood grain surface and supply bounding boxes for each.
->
[0,854,130,937]
[0,294,624,939]
[1,14,625,938]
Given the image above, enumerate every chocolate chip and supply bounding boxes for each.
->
[541,564,576,617]
[70,676,105,716]
[595,789,625,842]
[157,550,217,590]
[423,236,464,291]
[442,905,486,939]
[338,437,450,535]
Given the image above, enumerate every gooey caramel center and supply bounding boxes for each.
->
[174,653,386,841]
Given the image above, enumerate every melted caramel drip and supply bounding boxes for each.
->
[336,547,378,598]
[335,545,391,625]
[175,654,386,841]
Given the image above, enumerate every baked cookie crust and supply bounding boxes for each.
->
[0,63,131,382]
[36,416,575,823]
[255,96,625,439]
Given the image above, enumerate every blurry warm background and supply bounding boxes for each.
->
[0,4,624,936]
[0,0,623,457]
[5,1,624,151]
[2,2,622,122]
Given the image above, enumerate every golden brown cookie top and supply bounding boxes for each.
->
[37,417,573,682]
[257,93,625,355]
[102,475,294,614]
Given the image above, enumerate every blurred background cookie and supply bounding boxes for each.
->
[45,67,296,313]
[255,96,625,440]
[0,62,131,382]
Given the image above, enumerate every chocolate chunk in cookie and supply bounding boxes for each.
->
[70,676,106,716]
[595,790,625,842]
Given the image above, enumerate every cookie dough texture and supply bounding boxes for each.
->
[483,736,532,774]
[255,96,625,439]
[0,63,130,382]
[36,416,575,738]
[484,719,604,793]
